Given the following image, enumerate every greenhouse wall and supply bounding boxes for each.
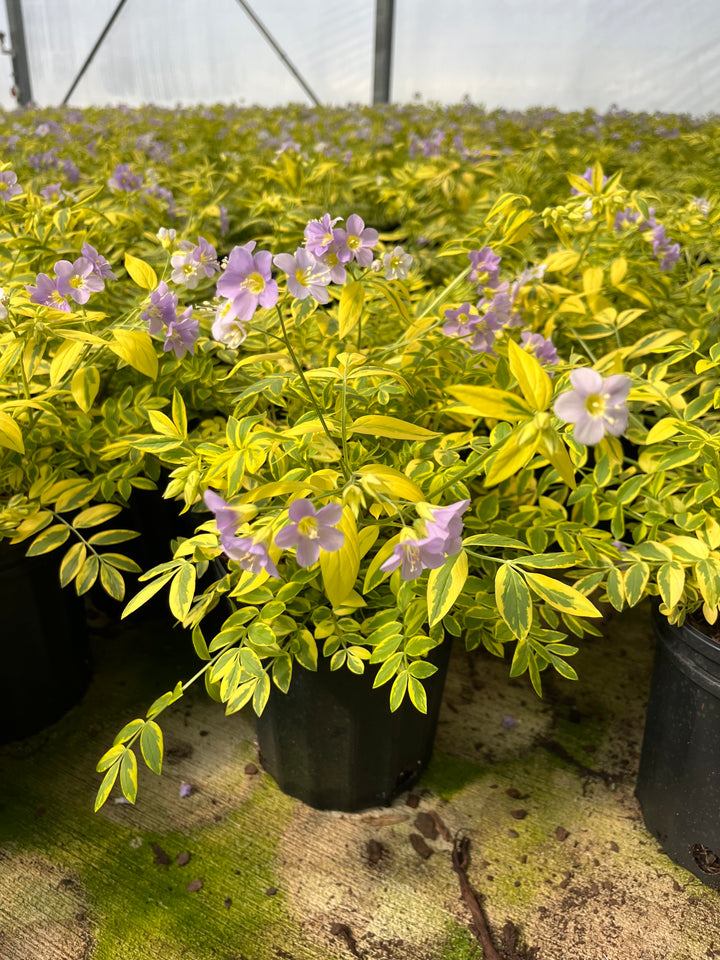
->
[0,0,718,114]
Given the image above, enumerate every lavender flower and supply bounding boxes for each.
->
[54,257,104,304]
[164,307,198,359]
[651,224,680,271]
[81,243,116,281]
[217,242,278,321]
[382,246,413,281]
[191,236,220,280]
[108,163,142,192]
[469,247,501,285]
[142,281,178,334]
[304,213,344,258]
[274,499,344,567]
[62,158,80,184]
[273,248,331,303]
[380,536,446,581]
[335,214,378,267]
[0,170,22,200]
[520,331,559,368]
[40,183,65,202]
[423,499,470,556]
[553,369,631,445]
[203,490,277,576]
[179,782,192,798]
[443,302,481,339]
[26,273,70,312]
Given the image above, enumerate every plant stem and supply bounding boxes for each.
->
[275,305,350,481]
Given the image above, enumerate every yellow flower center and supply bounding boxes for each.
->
[326,252,338,267]
[0,183,7,192]
[295,268,310,288]
[243,272,265,295]
[585,394,605,417]
[183,263,195,277]
[50,291,66,308]
[390,255,403,270]
[297,516,318,538]
[70,275,84,289]
[322,231,333,246]
[347,235,361,250]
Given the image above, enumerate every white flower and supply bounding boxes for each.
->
[383,246,413,281]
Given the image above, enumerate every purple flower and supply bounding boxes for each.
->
[26,273,70,312]
[318,241,348,285]
[179,782,192,798]
[108,163,142,192]
[142,281,178,334]
[501,716,518,729]
[203,490,279,577]
[443,302,481,339]
[191,236,220,280]
[650,225,680,272]
[62,158,80,184]
[54,257,104,304]
[216,242,278,321]
[611,540,629,553]
[40,182,65,202]
[423,499,470,556]
[380,536,446,581]
[613,207,640,231]
[335,214,378,267]
[469,247,501,285]
[274,499,344,567]
[553,369,631,445]
[520,331,559,368]
[164,307,198,359]
[81,242,116,280]
[382,246,413,281]
[304,213,344,258]
[0,170,22,200]
[470,320,498,355]
[273,248,331,303]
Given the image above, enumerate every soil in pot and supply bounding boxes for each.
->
[255,638,453,812]
[636,607,720,889]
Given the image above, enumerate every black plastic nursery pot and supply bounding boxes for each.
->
[0,541,90,744]
[255,638,452,812]
[636,607,720,888]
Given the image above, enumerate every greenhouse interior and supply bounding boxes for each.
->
[2,2,720,958]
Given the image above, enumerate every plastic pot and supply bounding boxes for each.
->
[0,541,90,744]
[256,638,452,812]
[636,607,720,887]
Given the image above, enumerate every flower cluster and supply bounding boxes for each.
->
[26,244,114,311]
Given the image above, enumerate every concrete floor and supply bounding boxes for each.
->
[1,600,718,960]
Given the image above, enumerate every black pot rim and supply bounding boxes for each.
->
[652,604,720,696]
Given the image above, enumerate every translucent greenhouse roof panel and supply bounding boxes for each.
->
[10,0,374,107]
[393,0,720,115]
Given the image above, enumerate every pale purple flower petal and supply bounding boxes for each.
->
[274,498,344,567]
[554,369,631,446]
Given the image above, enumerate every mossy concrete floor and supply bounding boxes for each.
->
[1,600,719,960]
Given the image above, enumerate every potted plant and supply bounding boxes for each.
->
[94,209,618,813]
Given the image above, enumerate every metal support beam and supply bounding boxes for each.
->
[234,0,320,107]
[61,0,128,106]
[4,0,33,106]
[373,0,394,105]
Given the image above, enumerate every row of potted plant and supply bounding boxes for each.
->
[2,104,719,884]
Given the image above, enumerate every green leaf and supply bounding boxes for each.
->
[169,563,196,621]
[26,524,70,557]
[495,564,532,640]
[119,749,138,804]
[140,721,164,775]
[605,566,625,611]
[192,624,210,660]
[657,561,685,611]
[337,280,365,339]
[253,672,271,715]
[146,681,184,719]
[524,572,602,617]
[96,743,125,773]
[122,569,175,619]
[71,365,101,412]
[59,542,87,587]
[94,762,120,812]
[75,555,100,595]
[125,252,158,290]
[0,411,24,454]
[427,549,468,627]
[407,676,428,713]
[623,561,650,607]
[372,651,403,688]
[389,672,409,712]
[73,503,123,528]
[86,528,139,546]
[100,561,125,601]
[113,718,145,745]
